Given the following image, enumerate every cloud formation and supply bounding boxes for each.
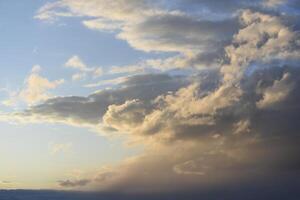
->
[65,55,103,81]
[35,0,239,70]
[2,74,188,128]
[3,65,64,106]
[49,142,72,155]
[58,179,91,188]
[8,0,300,195]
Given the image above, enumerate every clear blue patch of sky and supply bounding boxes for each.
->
[0,0,172,98]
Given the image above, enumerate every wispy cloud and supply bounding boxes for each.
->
[65,55,103,81]
[49,142,72,155]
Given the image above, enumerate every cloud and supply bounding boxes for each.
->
[115,13,238,69]
[3,65,64,106]
[36,0,300,72]
[71,73,86,81]
[65,55,88,71]
[84,76,129,88]
[81,9,300,192]
[103,99,150,132]
[118,13,238,53]
[64,55,103,81]
[2,74,189,128]
[0,180,12,185]
[175,0,260,13]
[49,142,72,155]
[35,0,153,22]
[49,66,300,193]
[35,0,240,70]
[82,18,122,32]
[262,0,287,8]
[108,65,145,75]
[176,0,300,14]
[58,179,91,188]
[222,10,300,83]
[22,0,300,194]
[256,72,294,109]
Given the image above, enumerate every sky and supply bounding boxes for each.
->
[0,0,300,199]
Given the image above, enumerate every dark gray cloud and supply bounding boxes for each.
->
[58,179,91,188]
[118,13,239,68]
[120,13,239,50]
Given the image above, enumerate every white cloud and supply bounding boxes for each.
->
[222,10,300,83]
[49,142,73,155]
[84,76,128,88]
[65,55,103,81]
[3,65,64,106]
[65,55,89,71]
[108,65,144,75]
[93,67,104,78]
[72,73,86,81]
[82,18,122,32]
[35,0,153,23]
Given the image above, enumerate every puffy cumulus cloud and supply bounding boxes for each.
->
[221,10,300,83]
[59,68,300,192]
[102,71,224,137]
[102,67,300,142]
[3,65,64,106]
[103,100,150,132]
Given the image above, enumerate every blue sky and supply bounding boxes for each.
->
[0,0,145,96]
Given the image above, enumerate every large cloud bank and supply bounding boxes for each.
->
[4,0,300,195]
